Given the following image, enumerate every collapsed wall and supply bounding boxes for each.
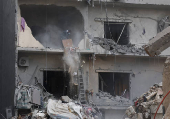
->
[17,5,44,48]
[19,5,84,49]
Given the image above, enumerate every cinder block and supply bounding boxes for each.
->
[150,104,163,113]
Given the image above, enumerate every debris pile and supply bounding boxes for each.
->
[93,91,131,107]
[91,37,146,55]
[126,82,163,119]
[14,82,101,119]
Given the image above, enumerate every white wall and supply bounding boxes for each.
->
[18,53,64,85]
[88,56,165,98]
[87,6,169,46]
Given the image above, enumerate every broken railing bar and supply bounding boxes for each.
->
[117,23,126,44]
[39,68,64,71]
[98,73,108,88]
[94,18,132,23]
[104,22,127,24]
[95,69,133,73]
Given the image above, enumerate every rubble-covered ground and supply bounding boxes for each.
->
[13,82,102,119]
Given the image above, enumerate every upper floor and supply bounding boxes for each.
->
[17,0,170,56]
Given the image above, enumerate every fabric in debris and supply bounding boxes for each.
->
[21,17,25,32]
[16,87,32,109]
[47,99,79,119]
[68,102,83,119]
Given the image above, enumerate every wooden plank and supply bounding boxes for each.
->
[62,39,73,48]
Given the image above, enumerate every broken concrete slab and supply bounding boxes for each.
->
[91,37,146,55]
[61,96,72,103]
[143,26,170,57]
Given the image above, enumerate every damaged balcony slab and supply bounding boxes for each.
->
[91,0,170,9]
[17,47,63,54]
[92,37,146,55]
[17,47,95,54]
[91,37,169,57]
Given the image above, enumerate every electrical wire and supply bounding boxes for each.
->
[154,90,170,119]
[45,0,48,83]
[114,14,158,22]
[0,113,6,119]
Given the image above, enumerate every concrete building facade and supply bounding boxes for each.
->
[16,0,170,118]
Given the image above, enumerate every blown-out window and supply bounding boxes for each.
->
[99,72,130,99]
[104,22,129,45]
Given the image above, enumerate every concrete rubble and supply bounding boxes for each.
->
[126,82,163,119]
[13,82,102,119]
[91,37,146,55]
[92,91,131,107]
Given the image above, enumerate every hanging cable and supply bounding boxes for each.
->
[117,23,126,44]
[45,0,48,84]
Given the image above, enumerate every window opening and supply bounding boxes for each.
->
[43,71,70,98]
[104,22,129,45]
[99,72,130,99]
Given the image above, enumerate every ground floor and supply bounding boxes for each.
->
[17,52,165,118]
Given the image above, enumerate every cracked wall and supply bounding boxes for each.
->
[87,5,170,55]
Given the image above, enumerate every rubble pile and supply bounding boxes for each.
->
[126,82,163,119]
[92,37,146,55]
[93,91,131,107]
[14,82,101,119]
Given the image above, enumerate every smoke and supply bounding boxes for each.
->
[31,24,83,49]
[31,24,82,75]
[32,25,62,48]
[62,50,80,76]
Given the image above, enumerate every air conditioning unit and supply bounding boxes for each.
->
[19,57,29,66]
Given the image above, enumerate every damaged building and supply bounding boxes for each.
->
[2,0,170,119]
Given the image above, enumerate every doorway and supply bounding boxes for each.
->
[43,71,70,98]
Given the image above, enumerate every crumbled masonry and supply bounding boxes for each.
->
[93,91,131,107]
[92,37,146,55]
[126,82,163,119]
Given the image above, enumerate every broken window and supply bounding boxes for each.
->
[43,71,70,98]
[99,72,130,99]
[104,22,129,45]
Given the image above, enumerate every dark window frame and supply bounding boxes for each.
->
[104,22,129,45]
[98,72,131,99]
